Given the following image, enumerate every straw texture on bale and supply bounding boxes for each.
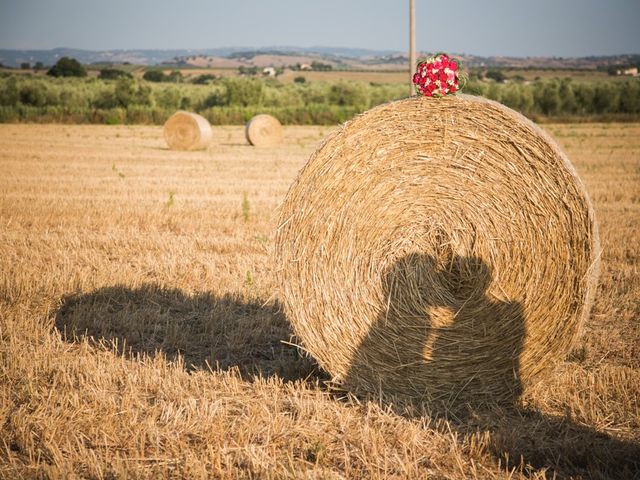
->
[276,94,600,404]
[245,114,283,147]
[163,111,213,151]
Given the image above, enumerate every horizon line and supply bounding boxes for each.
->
[1,45,639,59]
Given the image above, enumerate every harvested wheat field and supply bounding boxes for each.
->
[1,122,639,479]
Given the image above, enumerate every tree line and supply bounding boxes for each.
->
[0,71,638,125]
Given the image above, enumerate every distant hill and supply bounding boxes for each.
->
[0,46,400,68]
[0,46,638,71]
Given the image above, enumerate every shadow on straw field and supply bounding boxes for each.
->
[54,284,319,382]
[474,407,640,479]
[51,279,640,478]
[345,253,525,408]
[345,253,640,479]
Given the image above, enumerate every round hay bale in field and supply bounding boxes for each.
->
[163,111,213,151]
[245,114,283,146]
[276,94,600,405]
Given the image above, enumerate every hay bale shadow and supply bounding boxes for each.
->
[387,400,640,479]
[344,253,640,479]
[54,284,320,382]
[471,406,640,480]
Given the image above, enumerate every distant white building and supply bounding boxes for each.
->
[263,67,276,77]
[300,64,312,71]
[615,67,638,76]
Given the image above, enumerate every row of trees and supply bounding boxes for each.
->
[466,78,640,116]
[32,57,329,82]
[0,75,401,111]
[34,56,338,81]
[0,73,638,125]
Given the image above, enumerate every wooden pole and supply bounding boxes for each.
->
[409,0,416,96]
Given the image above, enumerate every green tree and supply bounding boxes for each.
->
[47,57,87,77]
[238,66,259,76]
[593,83,618,113]
[573,83,595,114]
[114,78,151,107]
[0,77,19,106]
[224,78,263,107]
[500,83,524,110]
[485,69,506,83]
[166,70,183,83]
[191,74,216,85]
[19,82,49,106]
[311,61,332,71]
[98,68,132,80]
[142,70,166,82]
[534,81,560,116]
[328,81,368,108]
[485,83,501,101]
[519,86,535,114]
[93,90,118,109]
[156,87,182,109]
[179,96,192,110]
[619,80,640,113]
[200,88,228,108]
[559,80,577,114]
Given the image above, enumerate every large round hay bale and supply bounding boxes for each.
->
[276,94,600,405]
[245,114,283,146]
[163,111,213,151]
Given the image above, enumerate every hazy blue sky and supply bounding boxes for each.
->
[0,0,638,56]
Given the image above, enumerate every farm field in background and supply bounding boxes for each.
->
[122,69,411,84]
[1,123,639,478]
[3,66,632,84]
[162,68,638,84]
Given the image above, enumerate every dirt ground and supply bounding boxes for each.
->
[1,123,639,479]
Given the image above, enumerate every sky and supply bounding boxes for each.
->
[0,0,638,57]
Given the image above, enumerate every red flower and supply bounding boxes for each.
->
[413,55,461,96]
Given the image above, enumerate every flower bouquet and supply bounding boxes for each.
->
[412,53,463,97]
